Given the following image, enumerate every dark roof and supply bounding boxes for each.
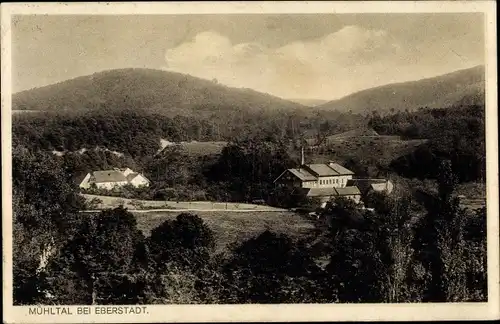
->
[305,187,338,197]
[305,186,361,197]
[335,186,361,196]
[276,163,354,182]
[305,164,339,177]
[287,168,317,181]
[92,170,128,183]
[327,163,354,175]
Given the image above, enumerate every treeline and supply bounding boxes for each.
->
[369,105,485,182]
[12,110,219,158]
[13,146,486,304]
[57,137,303,204]
[144,138,308,204]
[12,108,368,159]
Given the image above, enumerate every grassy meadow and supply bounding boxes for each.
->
[133,210,316,254]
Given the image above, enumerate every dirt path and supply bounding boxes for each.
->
[81,194,287,212]
[80,208,288,213]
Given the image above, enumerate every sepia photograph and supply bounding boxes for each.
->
[2,1,499,323]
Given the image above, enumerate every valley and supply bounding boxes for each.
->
[11,65,487,306]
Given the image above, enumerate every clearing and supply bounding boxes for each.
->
[309,136,427,168]
[133,210,316,254]
[303,128,427,169]
[158,138,227,156]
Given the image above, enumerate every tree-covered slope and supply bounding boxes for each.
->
[318,66,485,114]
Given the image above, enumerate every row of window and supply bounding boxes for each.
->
[319,178,344,185]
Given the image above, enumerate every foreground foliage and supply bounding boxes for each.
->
[13,160,486,304]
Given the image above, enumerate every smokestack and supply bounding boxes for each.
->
[301,146,305,166]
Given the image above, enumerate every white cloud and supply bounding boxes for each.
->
[164,26,479,100]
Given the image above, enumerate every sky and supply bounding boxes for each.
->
[12,13,485,100]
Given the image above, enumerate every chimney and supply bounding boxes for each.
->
[301,146,305,166]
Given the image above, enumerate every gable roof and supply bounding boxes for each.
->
[127,172,150,183]
[284,168,317,181]
[73,171,91,185]
[305,187,338,197]
[305,186,361,197]
[126,172,139,181]
[305,164,339,177]
[327,163,355,175]
[275,162,354,183]
[335,186,361,196]
[92,170,128,183]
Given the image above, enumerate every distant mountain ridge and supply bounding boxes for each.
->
[317,65,485,114]
[13,66,484,119]
[287,98,329,107]
[12,68,307,118]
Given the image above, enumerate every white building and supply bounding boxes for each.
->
[79,168,150,190]
[274,161,355,189]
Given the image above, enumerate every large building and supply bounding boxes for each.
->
[274,161,355,189]
[273,149,362,206]
[273,149,394,208]
[79,168,150,190]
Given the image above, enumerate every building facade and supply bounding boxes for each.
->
[274,160,361,205]
[274,161,354,189]
[79,168,150,190]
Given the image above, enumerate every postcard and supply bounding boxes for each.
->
[2,1,498,323]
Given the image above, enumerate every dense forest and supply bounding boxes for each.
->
[369,105,485,182]
[13,145,487,304]
[12,108,367,158]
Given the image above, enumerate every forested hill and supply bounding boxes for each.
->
[12,68,307,117]
[317,65,485,114]
[12,68,370,157]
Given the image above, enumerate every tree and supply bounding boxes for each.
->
[463,207,487,301]
[148,213,215,271]
[146,213,221,302]
[368,192,417,302]
[44,207,147,304]
[206,139,296,202]
[413,160,471,302]
[323,196,391,304]
[322,195,422,303]
[221,231,324,303]
[12,146,85,305]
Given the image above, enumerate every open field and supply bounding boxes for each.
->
[308,136,427,168]
[82,194,287,212]
[158,139,227,156]
[132,210,316,254]
[179,141,227,156]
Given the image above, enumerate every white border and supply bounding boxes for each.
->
[2,1,499,323]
